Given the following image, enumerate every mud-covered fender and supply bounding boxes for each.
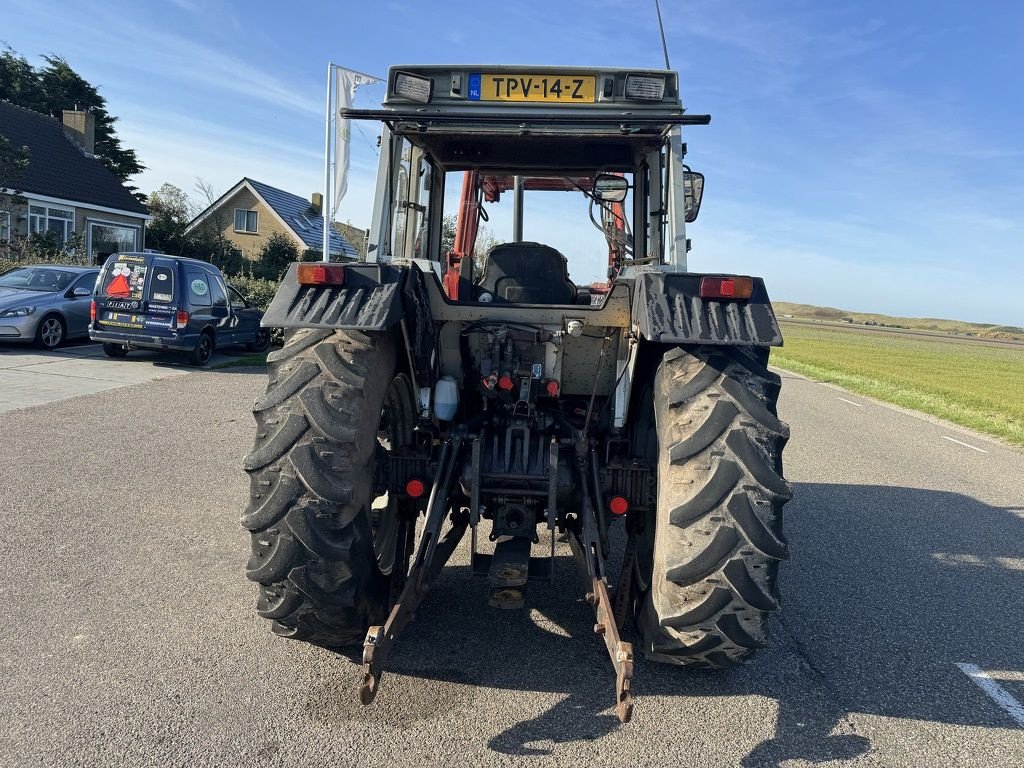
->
[261,262,439,386]
[631,272,783,347]
[261,262,405,331]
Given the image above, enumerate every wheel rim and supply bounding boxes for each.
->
[41,318,62,348]
[370,374,416,575]
[198,336,212,361]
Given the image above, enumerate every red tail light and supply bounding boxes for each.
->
[89,300,96,323]
[609,496,630,516]
[176,310,190,329]
[405,479,426,498]
[297,263,346,286]
[699,276,754,300]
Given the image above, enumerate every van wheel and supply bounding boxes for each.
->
[189,331,214,367]
[102,343,129,358]
[247,328,271,353]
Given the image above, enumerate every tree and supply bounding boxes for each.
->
[0,47,144,189]
[145,183,194,256]
[254,232,301,281]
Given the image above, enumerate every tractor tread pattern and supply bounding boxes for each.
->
[242,328,397,649]
[640,346,791,667]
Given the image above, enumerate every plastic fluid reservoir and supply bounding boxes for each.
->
[433,376,459,421]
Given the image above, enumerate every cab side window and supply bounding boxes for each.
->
[228,286,248,310]
[186,271,212,307]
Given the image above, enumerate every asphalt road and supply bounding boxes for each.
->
[1,366,1022,767]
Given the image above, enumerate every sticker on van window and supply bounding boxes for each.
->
[191,279,208,296]
[156,273,168,281]
[105,263,148,299]
[152,292,173,302]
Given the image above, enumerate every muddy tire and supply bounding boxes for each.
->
[634,346,792,667]
[242,328,416,649]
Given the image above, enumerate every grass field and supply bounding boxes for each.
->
[774,301,1024,340]
[771,321,1024,448]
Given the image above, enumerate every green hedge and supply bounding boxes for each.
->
[226,274,279,312]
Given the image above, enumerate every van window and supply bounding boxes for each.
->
[149,265,175,303]
[186,271,212,307]
[100,257,149,299]
[210,277,227,309]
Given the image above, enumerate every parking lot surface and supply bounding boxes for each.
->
[0,367,1022,767]
[0,342,236,413]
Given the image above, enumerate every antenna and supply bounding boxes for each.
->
[654,0,672,70]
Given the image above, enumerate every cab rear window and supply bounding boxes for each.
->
[149,266,175,303]
[100,257,149,300]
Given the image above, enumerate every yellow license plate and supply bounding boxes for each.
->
[472,73,596,103]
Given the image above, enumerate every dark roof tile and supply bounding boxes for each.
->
[0,100,147,215]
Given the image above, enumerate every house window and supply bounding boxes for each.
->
[0,211,10,242]
[28,205,74,245]
[87,221,139,264]
[234,209,258,233]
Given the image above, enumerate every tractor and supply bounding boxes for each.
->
[242,66,791,722]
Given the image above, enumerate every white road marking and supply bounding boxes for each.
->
[941,435,988,453]
[957,663,1024,727]
[836,397,863,407]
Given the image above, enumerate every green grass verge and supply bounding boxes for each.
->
[211,352,268,369]
[772,322,1024,448]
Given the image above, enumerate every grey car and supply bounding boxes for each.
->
[0,265,100,349]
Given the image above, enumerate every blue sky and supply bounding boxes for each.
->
[4,0,1022,323]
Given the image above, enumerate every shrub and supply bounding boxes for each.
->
[226,274,279,312]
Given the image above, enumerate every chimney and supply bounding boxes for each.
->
[62,110,95,155]
[310,192,323,215]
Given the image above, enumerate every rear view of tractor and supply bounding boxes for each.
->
[241,66,791,721]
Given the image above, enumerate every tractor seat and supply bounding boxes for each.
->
[475,241,577,304]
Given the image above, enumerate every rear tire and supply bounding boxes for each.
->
[189,331,214,367]
[102,343,128,358]
[634,346,791,667]
[242,329,416,648]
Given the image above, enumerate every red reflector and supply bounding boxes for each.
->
[545,380,560,397]
[176,310,190,328]
[699,276,754,300]
[296,263,346,286]
[405,478,426,498]
[609,496,630,516]
[89,300,96,323]
[498,374,515,391]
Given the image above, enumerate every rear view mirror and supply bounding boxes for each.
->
[683,170,704,222]
[593,174,628,203]
[72,287,92,297]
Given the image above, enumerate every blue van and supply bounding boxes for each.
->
[89,253,269,366]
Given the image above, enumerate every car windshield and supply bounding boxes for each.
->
[0,267,76,292]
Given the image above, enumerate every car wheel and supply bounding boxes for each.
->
[102,343,129,358]
[189,331,214,367]
[34,314,66,350]
[246,328,271,353]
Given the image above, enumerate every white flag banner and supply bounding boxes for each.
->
[332,67,380,218]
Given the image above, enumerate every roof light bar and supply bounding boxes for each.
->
[393,71,433,103]
[624,74,666,101]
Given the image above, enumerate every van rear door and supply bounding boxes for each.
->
[94,254,177,336]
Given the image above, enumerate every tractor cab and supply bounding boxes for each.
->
[348,66,709,301]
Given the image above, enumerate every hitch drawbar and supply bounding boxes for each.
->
[357,437,636,724]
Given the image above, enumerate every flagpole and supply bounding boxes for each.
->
[322,61,333,262]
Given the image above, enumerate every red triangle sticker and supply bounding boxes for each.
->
[107,274,131,297]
